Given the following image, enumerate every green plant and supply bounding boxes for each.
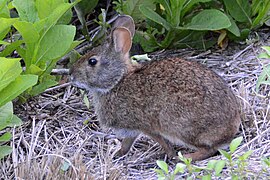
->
[114,0,270,52]
[136,0,233,51]
[1,0,82,97]
[256,46,270,92]
[0,57,37,159]
[0,0,82,159]
[153,136,266,179]
[222,0,270,30]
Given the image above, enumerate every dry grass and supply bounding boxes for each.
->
[1,30,270,179]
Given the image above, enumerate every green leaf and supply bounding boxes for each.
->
[226,15,240,37]
[0,101,13,130]
[0,75,38,107]
[223,0,251,24]
[122,0,155,22]
[258,52,270,59]
[12,0,39,23]
[10,114,22,127]
[0,58,22,92]
[219,149,231,160]
[0,40,23,57]
[173,163,186,174]
[251,1,270,28]
[36,0,73,24]
[139,5,171,31]
[230,136,243,153]
[0,145,12,159]
[13,21,39,44]
[256,65,270,92]
[214,160,225,176]
[30,75,58,96]
[35,25,76,65]
[239,150,253,160]
[0,132,12,142]
[207,160,217,169]
[0,18,18,39]
[156,160,169,174]
[262,46,270,56]
[184,9,231,30]
[0,0,10,18]
[0,40,9,45]
[201,174,211,180]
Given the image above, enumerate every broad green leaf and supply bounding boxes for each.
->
[0,58,22,92]
[139,5,171,31]
[13,21,39,44]
[184,9,231,30]
[207,160,217,169]
[0,145,12,159]
[0,18,17,39]
[173,163,186,174]
[28,64,45,76]
[0,75,38,107]
[10,115,22,127]
[32,2,76,63]
[214,160,225,176]
[0,0,10,18]
[219,149,231,160]
[12,0,39,23]
[36,0,72,24]
[223,0,251,23]
[227,15,240,37]
[0,40,23,57]
[35,25,76,65]
[122,0,155,22]
[230,136,243,153]
[0,132,11,142]
[35,25,76,64]
[156,160,169,174]
[0,102,13,130]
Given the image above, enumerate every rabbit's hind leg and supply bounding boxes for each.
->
[146,132,176,158]
[183,148,217,161]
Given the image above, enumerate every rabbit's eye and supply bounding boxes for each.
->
[88,58,97,66]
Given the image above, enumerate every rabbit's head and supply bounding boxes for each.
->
[70,15,135,93]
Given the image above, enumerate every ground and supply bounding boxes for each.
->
[1,29,270,179]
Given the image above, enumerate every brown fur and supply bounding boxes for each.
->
[70,15,241,161]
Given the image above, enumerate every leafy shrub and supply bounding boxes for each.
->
[0,0,81,159]
[114,0,270,52]
[154,137,269,179]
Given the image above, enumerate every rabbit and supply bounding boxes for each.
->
[70,15,241,161]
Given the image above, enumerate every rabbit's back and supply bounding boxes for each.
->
[95,57,240,149]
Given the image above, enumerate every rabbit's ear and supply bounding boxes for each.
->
[112,15,135,37]
[112,27,132,55]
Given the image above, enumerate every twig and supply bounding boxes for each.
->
[51,68,70,75]
[44,82,72,93]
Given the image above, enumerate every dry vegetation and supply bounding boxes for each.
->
[1,29,270,179]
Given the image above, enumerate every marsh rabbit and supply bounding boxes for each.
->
[70,15,241,161]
